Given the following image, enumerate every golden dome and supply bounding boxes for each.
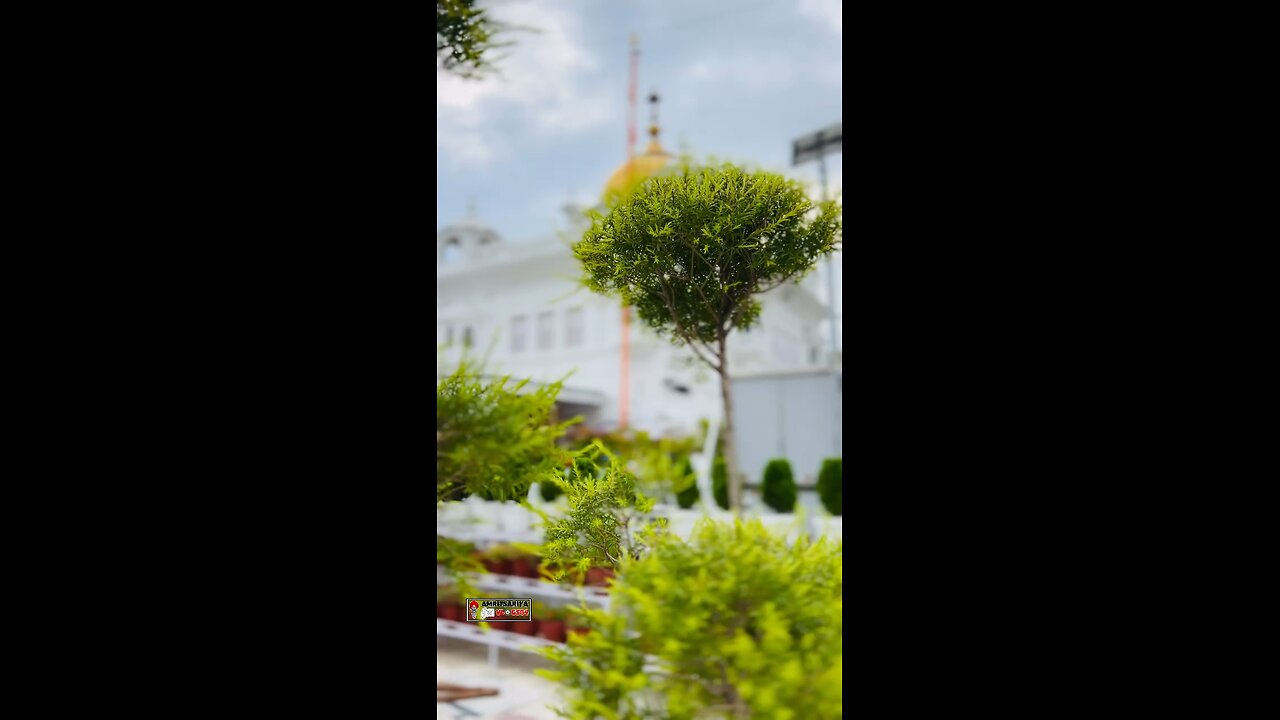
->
[602,140,671,203]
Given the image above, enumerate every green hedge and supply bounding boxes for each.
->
[539,477,562,502]
[761,458,797,513]
[712,456,729,510]
[675,458,699,508]
[817,458,841,515]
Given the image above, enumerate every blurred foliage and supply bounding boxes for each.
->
[761,459,797,513]
[436,362,579,503]
[571,429,698,505]
[436,0,507,78]
[436,536,483,601]
[437,362,577,600]
[817,458,842,516]
[539,519,843,719]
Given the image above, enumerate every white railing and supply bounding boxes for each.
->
[436,567,612,610]
[437,618,561,669]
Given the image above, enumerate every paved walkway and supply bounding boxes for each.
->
[437,637,563,719]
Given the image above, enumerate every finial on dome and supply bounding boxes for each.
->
[648,91,661,139]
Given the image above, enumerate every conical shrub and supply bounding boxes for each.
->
[761,459,796,513]
[675,458,698,509]
[817,458,841,516]
[712,456,729,510]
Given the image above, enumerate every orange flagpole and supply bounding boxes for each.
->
[620,35,638,430]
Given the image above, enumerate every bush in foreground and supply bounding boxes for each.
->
[539,519,843,719]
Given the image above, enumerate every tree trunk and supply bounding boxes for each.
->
[718,334,742,512]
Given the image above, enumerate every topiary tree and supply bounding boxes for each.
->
[817,458,841,516]
[761,458,797,513]
[574,163,841,511]
[712,456,729,510]
[675,458,699,508]
[539,519,843,719]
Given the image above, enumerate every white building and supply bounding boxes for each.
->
[436,126,833,440]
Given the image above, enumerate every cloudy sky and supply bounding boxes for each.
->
[437,0,843,242]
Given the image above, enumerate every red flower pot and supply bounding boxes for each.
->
[537,620,566,643]
[509,557,535,578]
[567,626,591,639]
[439,603,462,622]
[586,567,615,586]
[483,558,511,576]
[511,621,536,636]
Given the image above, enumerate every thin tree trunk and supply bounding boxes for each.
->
[718,334,742,512]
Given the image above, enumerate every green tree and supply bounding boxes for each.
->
[817,458,841,516]
[436,0,507,78]
[539,519,843,719]
[761,458,797,513]
[574,163,841,511]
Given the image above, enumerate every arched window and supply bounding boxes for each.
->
[441,237,463,264]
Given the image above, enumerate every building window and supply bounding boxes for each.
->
[537,311,554,350]
[447,325,455,345]
[441,238,463,265]
[463,327,473,348]
[565,307,584,347]
[511,315,528,353]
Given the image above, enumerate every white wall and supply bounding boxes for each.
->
[731,371,842,487]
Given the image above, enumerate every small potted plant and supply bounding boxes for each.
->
[586,566,615,587]
[566,610,591,640]
[437,586,463,622]
[535,604,567,643]
[510,608,538,636]
[482,544,513,576]
[506,544,542,579]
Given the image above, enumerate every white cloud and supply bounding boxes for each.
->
[797,0,842,37]
[685,52,796,89]
[436,0,614,169]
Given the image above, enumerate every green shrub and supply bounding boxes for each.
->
[712,456,729,510]
[817,458,841,516]
[574,455,599,479]
[540,446,657,576]
[539,519,843,719]
[675,459,699,508]
[436,362,578,503]
[539,477,563,502]
[762,458,797,513]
